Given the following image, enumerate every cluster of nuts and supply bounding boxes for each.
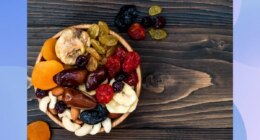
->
[39,90,112,136]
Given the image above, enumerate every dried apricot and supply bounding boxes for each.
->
[32,60,64,90]
[27,121,50,140]
[41,38,60,61]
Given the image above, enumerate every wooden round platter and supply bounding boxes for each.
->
[34,24,142,133]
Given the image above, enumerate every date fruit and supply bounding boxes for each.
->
[53,68,88,87]
[63,87,97,109]
[86,68,107,91]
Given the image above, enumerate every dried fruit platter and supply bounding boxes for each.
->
[32,23,142,136]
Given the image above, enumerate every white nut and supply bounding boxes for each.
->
[89,123,101,135]
[75,124,93,136]
[102,118,112,133]
[109,79,115,85]
[62,116,80,132]
[48,91,57,109]
[58,109,72,119]
[39,96,51,113]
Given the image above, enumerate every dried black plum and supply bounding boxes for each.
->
[75,55,89,68]
[153,16,166,29]
[112,81,124,92]
[80,105,108,125]
[114,5,139,32]
[55,101,67,114]
[35,89,48,99]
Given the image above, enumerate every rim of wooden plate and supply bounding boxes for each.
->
[34,24,142,133]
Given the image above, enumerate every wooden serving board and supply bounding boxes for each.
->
[28,0,232,139]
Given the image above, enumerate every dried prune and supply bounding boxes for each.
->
[112,81,124,92]
[114,5,139,32]
[75,55,89,68]
[122,51,140,73]
[80,104,108,125]
[96,84,114,104]
[35,89,48,99]
[86,68,107,91]
[153,16,166,29]
[53,69,88,87]
[105,56,121,78]
[141,16,154,28]
[55,101,67,113]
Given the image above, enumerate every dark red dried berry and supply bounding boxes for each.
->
[114,47,128,63]
[127,23,146,40]
[153,16,166,29]
[105,56,121,78]
[35,89,48,99]
[124,71,139,86]
[96,84,114,104]
[122,51,140,73]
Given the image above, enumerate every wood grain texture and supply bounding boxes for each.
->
[28,0,232,139]
[51,128,232,140]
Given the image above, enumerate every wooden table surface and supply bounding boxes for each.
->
[28,0,233,139]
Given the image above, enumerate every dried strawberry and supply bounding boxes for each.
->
[115,47,128,63]
[122,51,140,73]
[124,71,139,86]
[96,84,114,104]
[127,23,145,40]
[105,55,121,78]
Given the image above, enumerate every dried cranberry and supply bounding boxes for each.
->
[124,71,139,86]
[115,72,127,81]
[114,47,127,63]
[153,16,166,29]
[122,51,140,73]
[105,56,121,78]
[128,23,145,40]
[35,89,48,99]
[112,81,124,92]
[75,55,89,68]
[141,16,154,28]
[96,84,114,104]
[55,101,67,113]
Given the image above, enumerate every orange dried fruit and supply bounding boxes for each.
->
[27,121,51,140]
[32,60,64,90]
[41,38,60,61]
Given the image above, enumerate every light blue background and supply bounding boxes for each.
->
[0,0,27,139]
[0,0,259,139]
